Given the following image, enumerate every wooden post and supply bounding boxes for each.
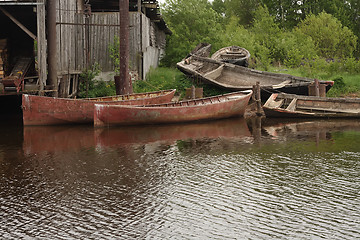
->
[117,0,133,95]
[191,85,196,99]
[314,79,320,97]
[37,0,47,94]
[253,81,262,116]
[47,0,58,97]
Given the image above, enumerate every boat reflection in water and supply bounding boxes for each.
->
[23,126,96,155]
[256,118,360,150]
[95,117,252,149]
[22,117,252,155]
[22,117,360,155]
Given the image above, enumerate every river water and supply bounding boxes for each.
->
[0,117,359,239]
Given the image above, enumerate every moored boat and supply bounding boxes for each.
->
[177,52,334,99]
[94,90,253,127]
[22,89,176,125]
[263,93,360,118]
[211,45,251,67]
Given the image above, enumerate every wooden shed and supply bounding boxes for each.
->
[0,0,171,97]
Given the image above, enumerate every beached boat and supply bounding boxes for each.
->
[211,45,250,67]
[94,90,252,127]
[177,54,334,99]
[22,89,176,125]
[263,93,360,118]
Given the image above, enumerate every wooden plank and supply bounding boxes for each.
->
[286,98,297,111]
[0,6,37,40]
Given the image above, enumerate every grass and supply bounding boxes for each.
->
[267,66,360,97]
[133,67,193,98]
[134,67,228,99]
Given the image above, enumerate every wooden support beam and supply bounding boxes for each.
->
[0,6,37,40]
[47,0,58,97]
[37,0,47,92]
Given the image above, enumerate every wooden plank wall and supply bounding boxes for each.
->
[56,0,78,74]
[56,2,166,80]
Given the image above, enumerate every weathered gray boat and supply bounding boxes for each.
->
[211,45,250,67]
[263,93,360,118]
[177,54,334,99]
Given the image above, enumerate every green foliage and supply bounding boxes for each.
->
[224,0,259,27]
[159,1,360,97]
[133,67,193,98]
[109,36,120,73]
[215,16,256,55]
[249,5,316,69]
[211,0,226,17]
[326,76,359,97]
[133,67,229,99]
[161,0,223,67]
[78,63,116,98]
[283,31,317,67]
[295,12,357,58]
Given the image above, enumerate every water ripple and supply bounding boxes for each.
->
[0,128,359,239]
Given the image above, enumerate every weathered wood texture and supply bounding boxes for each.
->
[56,2,166,80]
[36,0,47,91]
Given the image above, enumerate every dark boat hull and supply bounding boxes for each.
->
[177,54,333,99]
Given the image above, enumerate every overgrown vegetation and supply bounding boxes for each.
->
[159,1,360,96]
[78,63,116,98]
[133,67,208,99]
[79,1,360,98]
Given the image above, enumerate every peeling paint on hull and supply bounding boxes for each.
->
[94,91,252,127]
[22,89,176,126]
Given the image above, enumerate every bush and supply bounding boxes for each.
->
[295,12,357,59]
[161,0,223,67]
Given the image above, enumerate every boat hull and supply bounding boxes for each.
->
[211,46,250,67]
[94,91,252,127]
[22,89,176,125]
[177,54,334,99]
[263,93,360,118]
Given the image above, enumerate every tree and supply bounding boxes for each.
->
[224,0,260,27]
[295,12,357,58]
[211,0,226,17]
[161,0,223,66]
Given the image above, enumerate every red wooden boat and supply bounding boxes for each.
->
[94,90,252,127]
[22,89,176,126]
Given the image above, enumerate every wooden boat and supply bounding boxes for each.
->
[177,54,334,99]
[22,89,176,126]
[211,45,250,67]
[94,90,252,127]
[263,93,360,118]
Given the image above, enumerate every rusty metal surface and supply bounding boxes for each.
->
[22,89,175,126]
[94,91,252,127]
